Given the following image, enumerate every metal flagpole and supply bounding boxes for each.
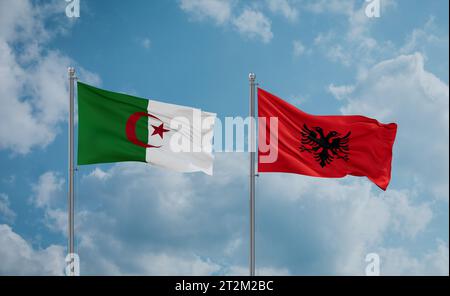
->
[68,67,76,276]
[249,73,256,276]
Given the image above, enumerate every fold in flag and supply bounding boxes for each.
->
[77,82,216,175]
[258,88,397,190]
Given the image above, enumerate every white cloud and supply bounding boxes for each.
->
[305,0,354,15]
[58,159,283,274]
[0,0,40,42]
[293,40,306,57]
[313,32,353,66]
[305,0,396,17]
[29,171,68,234]
[0,152,445,275]
[379,241,449,275]
[386,190,432,238]
[0,193,16,223]
[29,52,73,126]
[224,265,290,276]
[0,224,65,275]
[45,208,68,235]
[88,167,111,181]
[310,0,447,78]
[0,0,99,154]
[401,17,448,54]
[29,152,439,275]
[311,0,396,68]
[179,1,274,43]
[179,0,232,25]
[134,253,221,275]
[233,8,273,43]
[30,171,64,209]
[400,17,449,81]
[334,53,449,201]
[328,84,354,100]
[256,175,438,275]
[258,174,433,240]
[267,0,298,22]
[0,40,55,153]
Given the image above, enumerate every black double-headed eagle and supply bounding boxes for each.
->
[300,124,351,168]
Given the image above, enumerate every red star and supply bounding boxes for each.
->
[151,123,170,139]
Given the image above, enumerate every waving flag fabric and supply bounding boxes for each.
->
[258,88,397,190]
[77,82,216,175]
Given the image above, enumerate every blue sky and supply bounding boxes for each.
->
[0,0,448,275]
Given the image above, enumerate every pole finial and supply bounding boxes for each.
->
[249,72,256,81]
[68,67,75,77]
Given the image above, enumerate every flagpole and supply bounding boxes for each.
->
[249,73,256,276]
[68,67,76,276]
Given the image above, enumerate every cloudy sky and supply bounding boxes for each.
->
[0,0,448,275]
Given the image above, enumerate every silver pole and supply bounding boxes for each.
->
[68,67,76,276]
[249,73,256,276]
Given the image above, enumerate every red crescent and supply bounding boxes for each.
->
[125,112,162,148]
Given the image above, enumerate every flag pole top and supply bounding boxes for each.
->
[68,67,75,77]
[249,73,256,81]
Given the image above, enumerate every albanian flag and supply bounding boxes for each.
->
[258,88,397,190]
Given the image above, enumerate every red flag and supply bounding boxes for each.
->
[257,88,397,190]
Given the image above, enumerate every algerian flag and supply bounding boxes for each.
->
[77,82,216,175]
